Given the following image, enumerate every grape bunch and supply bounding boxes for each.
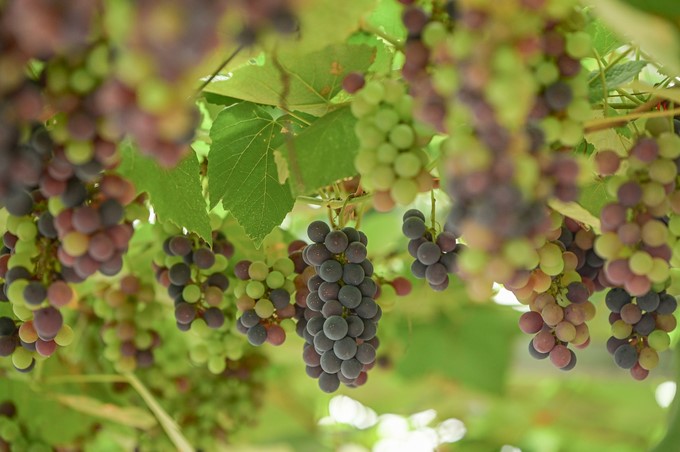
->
[154,225,234,332]
[401,208,458,291]
[509,212,598,369]
[606,288,677,380]
[348,76,435,211]
[593,133,680,296]
[90,275,163,372]
[233,256,298,346]
[0,400,51,451]
[296,221,381,393]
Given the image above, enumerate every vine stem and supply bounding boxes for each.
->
[430,189,437,232]
[584,104,678,133]
[124,373,195,452]
[44,374,129,384]
[359,18,403,50]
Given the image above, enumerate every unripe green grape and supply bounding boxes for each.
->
[629,251,654,275]
[360,80,386,105]
[254,299,275,318]
[116,356,137,373]
[248,261,269,281]
[65,140,94,165]
[669,215,680,236]
[273,258,295,277]
[645,117,671,137]
[209,254,229,273]
[351,96,377,117]
[104,345,121,362]
[382,79,406,104]
[137,80,172,113]
[284,279,295,294]
[47,64,69,92]
[70,68,96,94]
[190,318,211,337]
[206,340,225,356]
[395,96,414,121]
[611,319,633,339]
[642,182,666,207]
[135,331,153,350]
[648,158,677,184]
[593,232,623,259]
[394,152,422,178]
[555,321,576,342]
[16,221,37,241]
[638,347,659,370]
[208,356,227,374]
[503,239,540,268]
[649,258,670,284]
[0,420,20,442]
[458,249,488,274]
[390,178,419,205]
[648,330,671,351]
[535,61,559,85]
[14,239,39,257]
[8,252,33,270]
[422,21,447,47]
[102,327,118,344]
[541,116,562,142]
[374,108,400,132]
[565,31,592,58]
[567,99,592,121]
[233,282,246,298]
[641,220,668,247]
[7,279,29,304]
[658,132,680,158]
[376,143,398,163]
[371,165,396,191]
[87,44,110,77]
[265,271,285,289]
[356,124,384,149]
[559,119,584,146]
[560,271,581,287]
[541,261,565,277]
[183,285,202,303]
[448,30,474,59]
[12,347,33,369]
[5,215,23,233]
[389,124,415,149]
[190,344,210,364]
[432,67,459,95]
[538,243,563,268]
[355,149,378,174]
[13,303,33,321]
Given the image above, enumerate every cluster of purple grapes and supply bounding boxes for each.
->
[606,288,677,380]
[295,221,381,393]
[233,256,297,346]
[93,276,162,372]
[154,230,234,332]
[593,134,680,297]
[401,209,458,291]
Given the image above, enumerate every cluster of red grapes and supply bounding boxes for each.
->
[401,209,458,291]
[295,221,381,393]
[345,75,435,212]
[606,288,677,380]
[594,133,680,296]
[91,276,162,372]
[511,214,599,370]
[154,227,234,332]
[233,256,297,346]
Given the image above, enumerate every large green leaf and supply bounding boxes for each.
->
[395,305,518,395]
[578,180,615,219]
[117,145,212,243]
[588,60,648,102]
[208,103,296,245]
[587,0,680,77]
[621,0,680,17]
[203,44,375,117]
[277,106,359,195]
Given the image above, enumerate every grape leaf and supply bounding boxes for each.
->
[208,102,296,245]
[367,0,407,42]
[588,60,648,102]
[117,144,212,243]
[588,0,680,77]
[621,0,680,17]
[585,18,623,56]
[278,106,359,195]
[578,181,615,219]
[203,44,376,116]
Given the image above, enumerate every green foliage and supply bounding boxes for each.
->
[208,102,297,245]
[204,44,376,116]
[585,19,623,56]
[278,106,359,195]
[118,144,212,243]
[588,60,648,102]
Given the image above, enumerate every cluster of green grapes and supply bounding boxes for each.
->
[234,256,298,346]
[593,132,680,296]
[511,212,599,369]
[90,276,163,372]
[346,75,435,212]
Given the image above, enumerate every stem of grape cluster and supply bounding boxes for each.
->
[584,106,680,133]
[430,189,437,232]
